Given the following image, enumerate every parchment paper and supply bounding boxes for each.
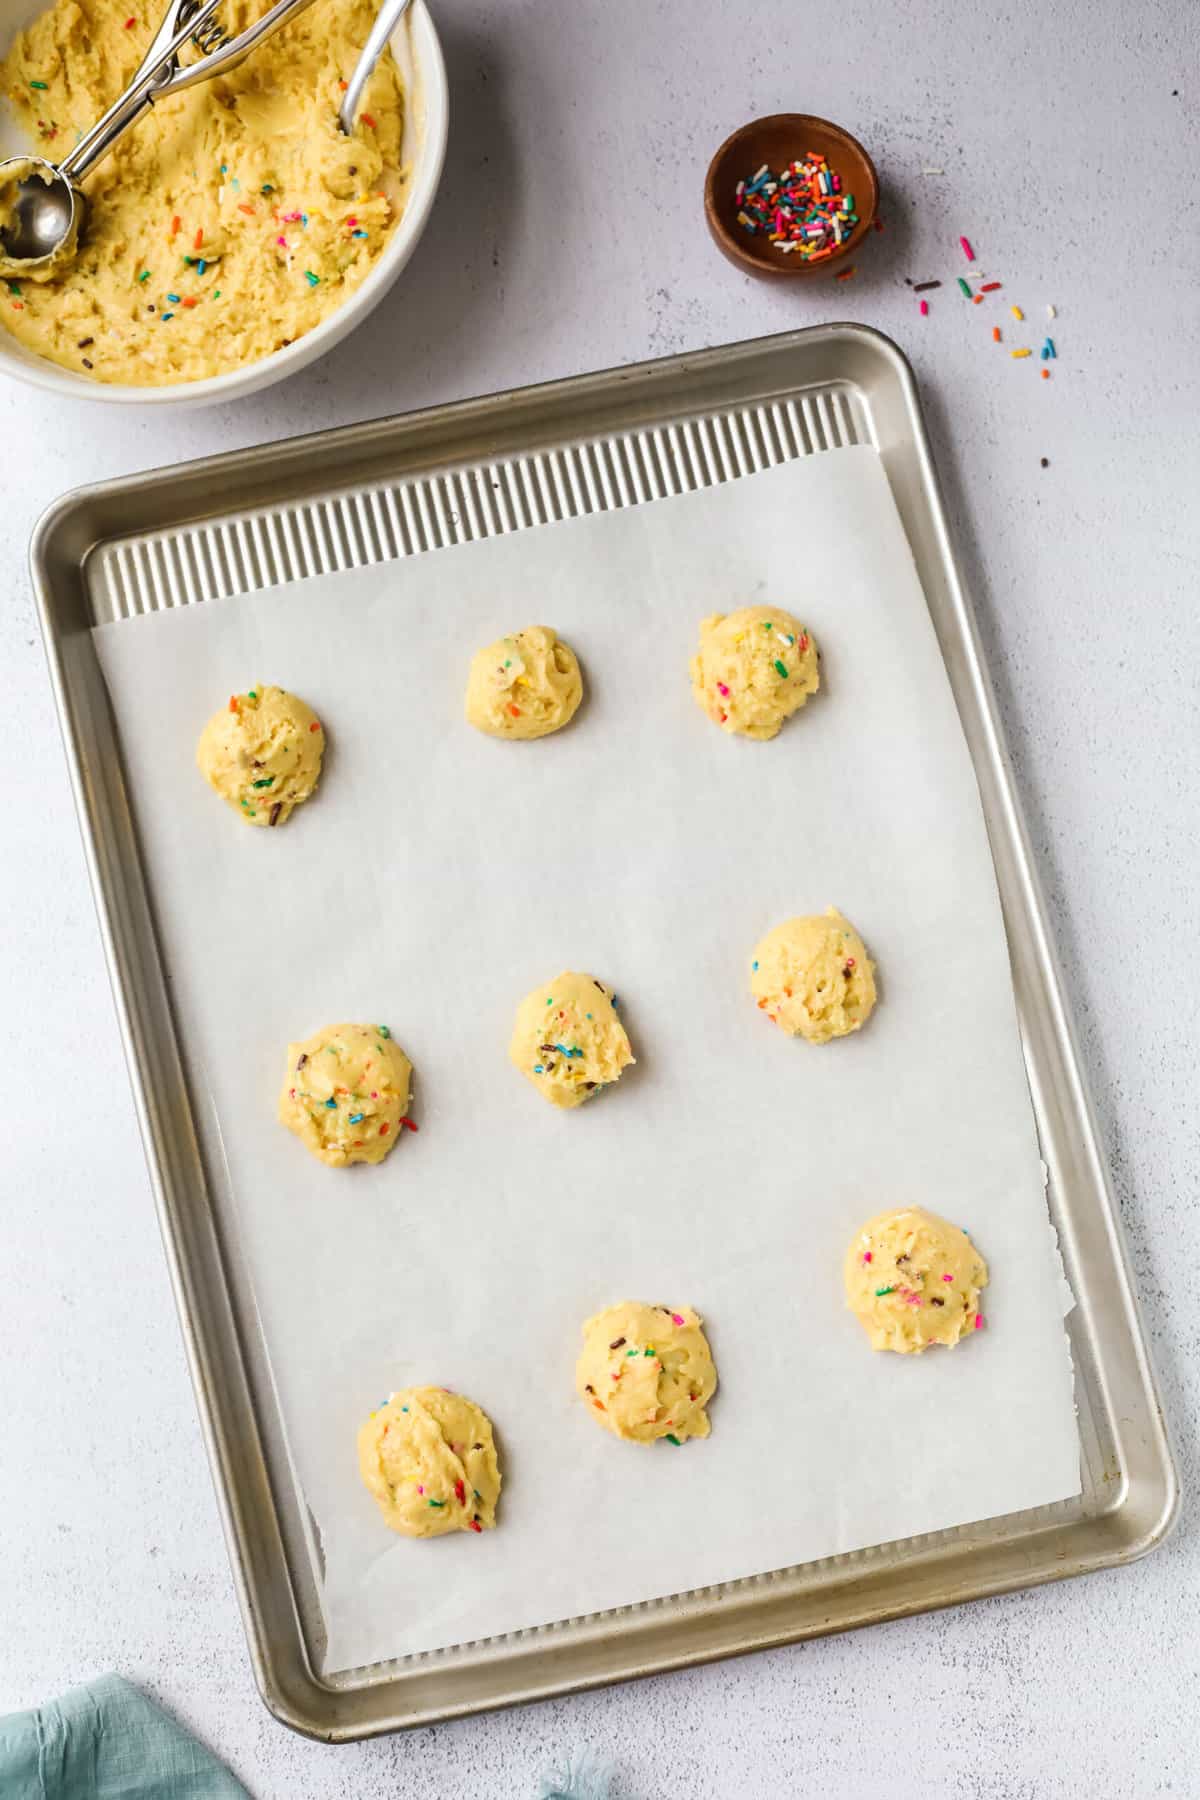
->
[93,448,1079,1672]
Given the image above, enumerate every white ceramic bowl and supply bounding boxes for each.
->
[0,0,448,405]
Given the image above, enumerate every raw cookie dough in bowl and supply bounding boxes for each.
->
[845,1207,988,1353]
[465,626,583,739]
[196,684,324,825]
[0,0,448,403]
[358,1386,501,1536]
[576,1302,717,1444]
[509,971,633,1108]
[279,1022,414,1166]
[690,604,820,739]
[751,906,876,1043]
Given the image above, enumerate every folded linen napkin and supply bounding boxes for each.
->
[0,1674,249,1799]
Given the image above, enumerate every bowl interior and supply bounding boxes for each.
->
[705,113,878,279]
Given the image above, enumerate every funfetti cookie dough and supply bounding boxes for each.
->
[358,1387,501,1537]
[845,1208,988,1353]
[576,1302,717,1444]
[465,626,583,740]
[751,907,877,1043]
[690,605,820,740]
[196,684,324,827]
[279,1022,414,1166]
[508,971,633,1108]
[0,0,406,382]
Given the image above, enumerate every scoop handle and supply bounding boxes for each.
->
[57,0,321,185]
[56,0,225,183]
[153,0,322,93]
[338,0,414,136]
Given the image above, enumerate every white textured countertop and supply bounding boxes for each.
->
[2,1,1196,1794]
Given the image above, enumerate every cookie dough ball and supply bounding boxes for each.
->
[577,1302,717,1444]
[197,684,324,827]
[845,1208,989,1353]
[690,606,819,740]
[751,907,877,1044]
[465,626,583,740]
[279,1022,413,1167]
[509,971,634,1109]
[358,1387,502,1537]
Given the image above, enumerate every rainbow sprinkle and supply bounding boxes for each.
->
[734,154,858,260]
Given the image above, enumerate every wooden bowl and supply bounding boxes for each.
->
[704,113,878,280]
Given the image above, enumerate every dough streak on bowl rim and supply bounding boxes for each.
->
[0,0,448,405]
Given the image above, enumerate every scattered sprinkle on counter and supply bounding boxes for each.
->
[904,232,1063,389]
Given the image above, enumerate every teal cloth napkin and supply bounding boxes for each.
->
[540,1751,614,1800]
[0,1675,249,1800]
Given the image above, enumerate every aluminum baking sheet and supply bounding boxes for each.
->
[33,326,1177,1738]
[89,445,1081,1672]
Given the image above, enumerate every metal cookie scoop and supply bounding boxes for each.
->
[0,0,409,275]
